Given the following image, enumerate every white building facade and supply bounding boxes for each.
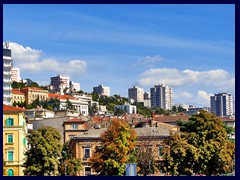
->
[70,81,80,92]
[50,75,70,90]
[150,84,173,110]
[11,67,21,82]
[93,85,110,96]
[114,104,137,114]
[210,93,233,117]
[128,86,144,102]
[3,43,13,105]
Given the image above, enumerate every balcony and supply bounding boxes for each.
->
[3,71,11,75]
[3,94,12,98]
[3,79,12,83]
[3,63,12,68]
[3,86,12,91]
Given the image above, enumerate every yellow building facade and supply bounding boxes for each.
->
[12,89,25,104]
[3,104,28,176]
[21,87,48,104]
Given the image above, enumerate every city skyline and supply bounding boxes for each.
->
[3,4,235,107]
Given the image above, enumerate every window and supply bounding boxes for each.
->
[84,167,91,176]
[6,118,14,126]
[8,169,14,176]
[7,134,13,143]
[84,148,90,159]
[159,146,164,156]
[72,123,78,130]
[23,138,27,146]
[8,151,13,161]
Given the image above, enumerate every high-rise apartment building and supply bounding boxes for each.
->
[93,85,110,96]
[50,74,70,90]
[3,43,13,105]
[143,92,151,108]
[150,84,173,110]
[11,67,21,82]
[210,92,233,117]
[70,81,80,92]
[128,86,144,102]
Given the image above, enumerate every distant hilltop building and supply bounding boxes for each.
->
[128,86,144,102]
[150,84,173,110]
[210,92,234,117]
[11,67,21,82]
[70,81,80,92]
[93,85,110,96]
[50,74,70,90]
[3,42,13,105]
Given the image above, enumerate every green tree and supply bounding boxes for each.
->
[90,119,137,176]
[23,126,63,176]
[66,98,74,110]
[114,107,125,116]
[59,141,82,176]
[89,103,98,117]
[163,111,235,176]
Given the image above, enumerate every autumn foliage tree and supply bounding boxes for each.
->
[162,111,235,176]
[89,119,137,176]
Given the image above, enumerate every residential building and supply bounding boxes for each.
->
[70,81,80,92]
[210,93,233,117]
[10,67,21,82]
[93,85,110,96]
[62,118,88,143]
[3,43,13,105]
[21,87,48,104]
[143,92,151,108]
[128,86,144,102]
[12,89,25,104]
[69,125,179,176]
[48,93,89,116]
[50,74,70,90]
[114,103,137,114]
[25,107,55,119]
[187,107,210,116]
[150,84,173,110]
[3,105,28,176]
[232,95,235,116]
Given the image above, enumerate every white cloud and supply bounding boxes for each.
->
[137,68,235,91]
[174,91,193,99]
[196,90,213,103]
[8,42,42,62]
[18,58,87,74]
[136,55,164,67]
[174,90,213,107]
[6,42,88,75]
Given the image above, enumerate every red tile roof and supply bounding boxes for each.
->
[3,104,26,111]
[12,89,25,95]
[48,93,76,100]
[22,86,45,91]
[154,115,189,122]
[65,118,86,123]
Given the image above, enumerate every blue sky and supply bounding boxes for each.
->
[3,4,235,107]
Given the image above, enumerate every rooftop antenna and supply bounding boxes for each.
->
[4,41,9,49]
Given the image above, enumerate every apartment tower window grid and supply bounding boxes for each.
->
[128,86,144,102]
[3,43,13,105]
[50,74,70,90]
[150,84,173,110]
[210,92,233,117]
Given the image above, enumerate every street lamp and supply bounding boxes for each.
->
[64,163,67,176]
